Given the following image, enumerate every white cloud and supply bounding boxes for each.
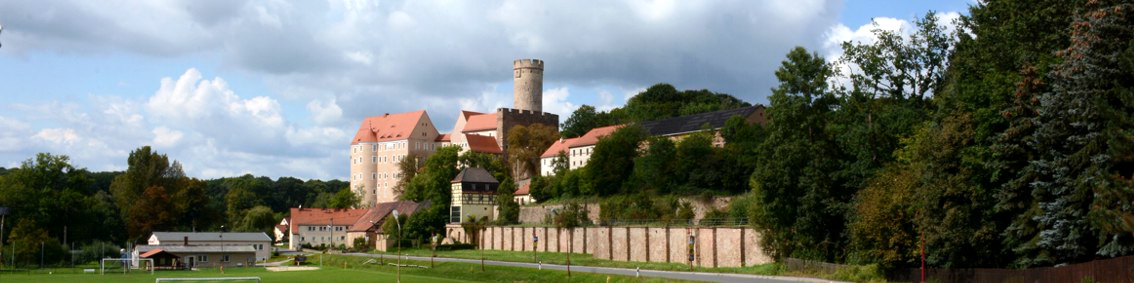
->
[152,127,184,148]
[33,128,81,145]
[0,68,352,180]
[542,87,578,116]
[459,85,512,113]
[307,98,344,126]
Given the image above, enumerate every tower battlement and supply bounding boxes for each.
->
[513,59,544,69]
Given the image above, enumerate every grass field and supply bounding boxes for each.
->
[374,247,783,275]
[0,255,684,283]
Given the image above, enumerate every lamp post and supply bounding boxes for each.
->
[392,209,402,283]
[220,225,225,273]
[369,220,379,253]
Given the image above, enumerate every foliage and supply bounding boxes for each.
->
[616,83,750,123]
[1002,2,1134,266]
[234,205,277,240]
[328,187,360,209]
[560,105,618,138]
[598,193,686,225]
[399,146,461,243]
[553,202,588,230]
[460,215,489,247]
[506,124,558,180]
[395,152,423,196]
[6,218,67,266]
[495,177,520,225]
[0,153,123,245]
[585,125,648,196]
[74,240,121,264]
[110,147,220,241]
[352,236,370,252]
[559,84,749,139]
[749,47,844,262]
[628,137,677,194]
[458,151,509,182]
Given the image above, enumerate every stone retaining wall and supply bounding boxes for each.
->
[448,225,770,268]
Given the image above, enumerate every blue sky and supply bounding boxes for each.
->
[0,0,974,180]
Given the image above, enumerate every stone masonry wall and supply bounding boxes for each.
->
[454,225,769,268]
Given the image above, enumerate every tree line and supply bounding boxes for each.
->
[0,146,356,266]
[749,0,1134,270]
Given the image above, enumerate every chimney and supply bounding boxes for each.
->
[183,236,189,246]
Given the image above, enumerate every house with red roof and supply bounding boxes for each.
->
[287,201,428,251]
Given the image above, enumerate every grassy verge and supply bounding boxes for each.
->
[373,248,889,282]
[374,248,783,275]
[0,256,683,283]
[0,266,460,283]
[315,254,689,282]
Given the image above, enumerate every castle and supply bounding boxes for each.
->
[349,59,559,207]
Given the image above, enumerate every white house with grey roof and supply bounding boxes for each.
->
[133,232,272,267]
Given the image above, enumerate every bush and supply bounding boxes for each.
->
[75,241,122,264]
[435,243,476,251]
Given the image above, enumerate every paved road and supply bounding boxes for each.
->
[341,253,839,283]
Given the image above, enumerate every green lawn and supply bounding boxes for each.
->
[0,255,683,283]
[374,247,783,275]
[0,266,464,283]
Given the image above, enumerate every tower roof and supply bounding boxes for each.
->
[451,167,499,184]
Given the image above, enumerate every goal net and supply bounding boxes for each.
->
[155,277,262,283]
[101,258,154,275]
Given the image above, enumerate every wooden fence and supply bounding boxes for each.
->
[888,255,1134,282]
[885,255,1134,283]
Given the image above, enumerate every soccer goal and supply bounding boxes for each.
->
[155,277,261,283]
[101,258,154,275]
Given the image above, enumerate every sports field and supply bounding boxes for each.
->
[0,255,680,283]
[0,267,470,283]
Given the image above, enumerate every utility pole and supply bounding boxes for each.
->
[0,207,8,273]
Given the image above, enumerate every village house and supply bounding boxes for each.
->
[132,232,271,269]
[288,201,428,251]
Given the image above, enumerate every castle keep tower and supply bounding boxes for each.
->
[513,59,544,112]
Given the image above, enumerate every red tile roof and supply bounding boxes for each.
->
[288,208,370,233]
[139,249,167,258]
[436,134,451,142]
[462,113,498,132]
[351,111,428,145]
[465,134,503,154]
[460,111,484,120]
[540,138,579,158]
[570,125,624,148]
[514,183,530,196]
[347,201,428,232]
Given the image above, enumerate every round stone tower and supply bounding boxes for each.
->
[513,59,544,112]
